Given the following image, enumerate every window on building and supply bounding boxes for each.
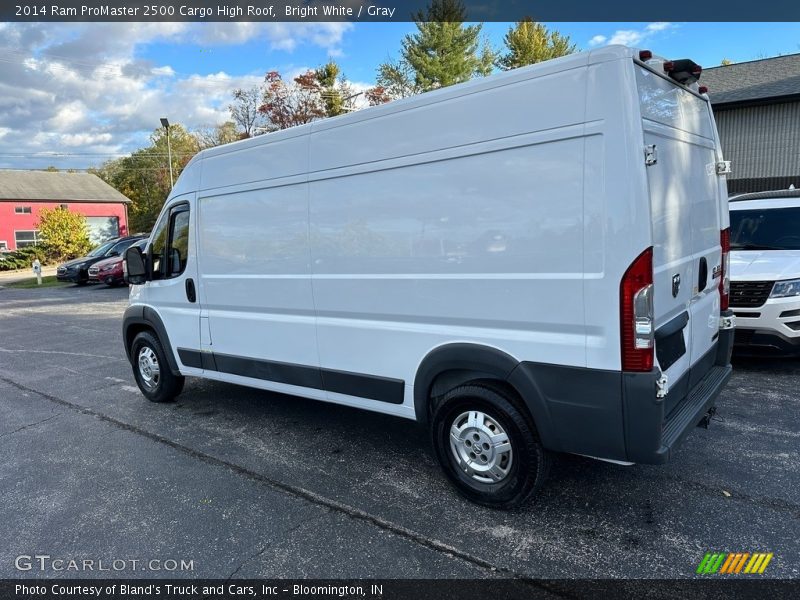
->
[0,241,8,251]
[85,216,120,244]
[15,230,41,248]
[14,206,32,214]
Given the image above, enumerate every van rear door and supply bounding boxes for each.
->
[636,64,722,415]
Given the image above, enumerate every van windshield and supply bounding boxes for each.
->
[730,207,800,251]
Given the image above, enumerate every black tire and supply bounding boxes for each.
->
[431,382,551,509]
[130,331,185,403]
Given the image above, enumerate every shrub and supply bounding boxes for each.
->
[0,246,49,271]
[37,207,93,262]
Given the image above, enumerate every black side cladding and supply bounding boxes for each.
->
[176,348,405,405]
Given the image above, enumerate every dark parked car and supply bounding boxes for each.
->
[57,236,147,285]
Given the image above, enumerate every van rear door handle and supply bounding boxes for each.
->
[185,278,197,303]
[698,257,708,293]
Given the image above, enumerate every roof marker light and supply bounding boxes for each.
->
[639,50,653,61]
[663,59,703,85]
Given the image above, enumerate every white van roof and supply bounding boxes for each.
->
[196,45,642,162]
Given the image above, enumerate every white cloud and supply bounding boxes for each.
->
[60,133,114,146]
[608,30,647,46]
[588,22,676,49]
[646,22,672,32]
[588,35,607,47]
[47,102,88,132]
[0,22,359,170]
[151,66,175,77]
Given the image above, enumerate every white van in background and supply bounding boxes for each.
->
[122,45,734,508]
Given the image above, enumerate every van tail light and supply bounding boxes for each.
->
[720,228,731,310]
[621,247,654,372]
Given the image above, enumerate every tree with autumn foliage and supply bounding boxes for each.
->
[257,63,358,131]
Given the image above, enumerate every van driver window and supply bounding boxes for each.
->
[149,212,169,280]
[168,210,190,277]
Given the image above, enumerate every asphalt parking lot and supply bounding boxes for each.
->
[1,284,798,579]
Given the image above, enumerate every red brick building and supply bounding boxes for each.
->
[0,170,130,251]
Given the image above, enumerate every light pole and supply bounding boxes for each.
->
[160,117,174,189]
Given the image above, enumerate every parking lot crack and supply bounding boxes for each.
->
[0,413,61,440]
[225,512,327,581]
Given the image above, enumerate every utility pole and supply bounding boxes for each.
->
[160,117,174,189]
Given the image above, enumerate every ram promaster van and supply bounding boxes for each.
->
[123,46,734,508]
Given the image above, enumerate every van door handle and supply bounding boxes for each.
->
[185,278,197,303]
[698,257,708,293]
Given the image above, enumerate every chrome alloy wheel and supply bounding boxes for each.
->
[449,410,513,483]
[137,346,160,391]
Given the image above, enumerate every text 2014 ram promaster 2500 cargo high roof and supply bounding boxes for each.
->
[121,45,734,508]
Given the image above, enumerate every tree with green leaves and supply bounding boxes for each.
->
[370,57,421,102]
[93,123,200,232]
[195,121,241,149]
[315,60,357,117]
[37,207,93,262]
[399,0,494,92]
[496,18,576,70]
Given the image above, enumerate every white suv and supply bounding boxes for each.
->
[729,189,800,355]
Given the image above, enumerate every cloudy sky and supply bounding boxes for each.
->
[1,21,799,171]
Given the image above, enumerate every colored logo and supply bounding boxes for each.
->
[697,552,773,574]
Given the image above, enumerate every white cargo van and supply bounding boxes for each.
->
[123,45,734,507]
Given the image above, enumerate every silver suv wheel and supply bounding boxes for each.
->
[449,410,513,483]
[137,346,160,391]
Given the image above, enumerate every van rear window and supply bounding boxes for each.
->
[635,66,713,139]
[730,207,800,251]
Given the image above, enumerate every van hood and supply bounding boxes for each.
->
[730,250,800,282]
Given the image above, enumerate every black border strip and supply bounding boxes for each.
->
[177,348,405,405]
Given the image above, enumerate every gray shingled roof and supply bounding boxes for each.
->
[703,53,800,106]
[0,170,130,203]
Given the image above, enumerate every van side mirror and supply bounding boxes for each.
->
[124,246,148,285]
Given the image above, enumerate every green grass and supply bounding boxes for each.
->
[3,275,69,289]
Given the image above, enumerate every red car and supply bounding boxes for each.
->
[88,238,147,286]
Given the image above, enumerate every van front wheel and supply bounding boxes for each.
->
[131,331,185,403]
[431,383,550,508]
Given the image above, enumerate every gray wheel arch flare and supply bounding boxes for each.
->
[412,343,560,452]
[122,305,181,376]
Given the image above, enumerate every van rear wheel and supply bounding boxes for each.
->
[431,383,550,508]
[131,331,185,403]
